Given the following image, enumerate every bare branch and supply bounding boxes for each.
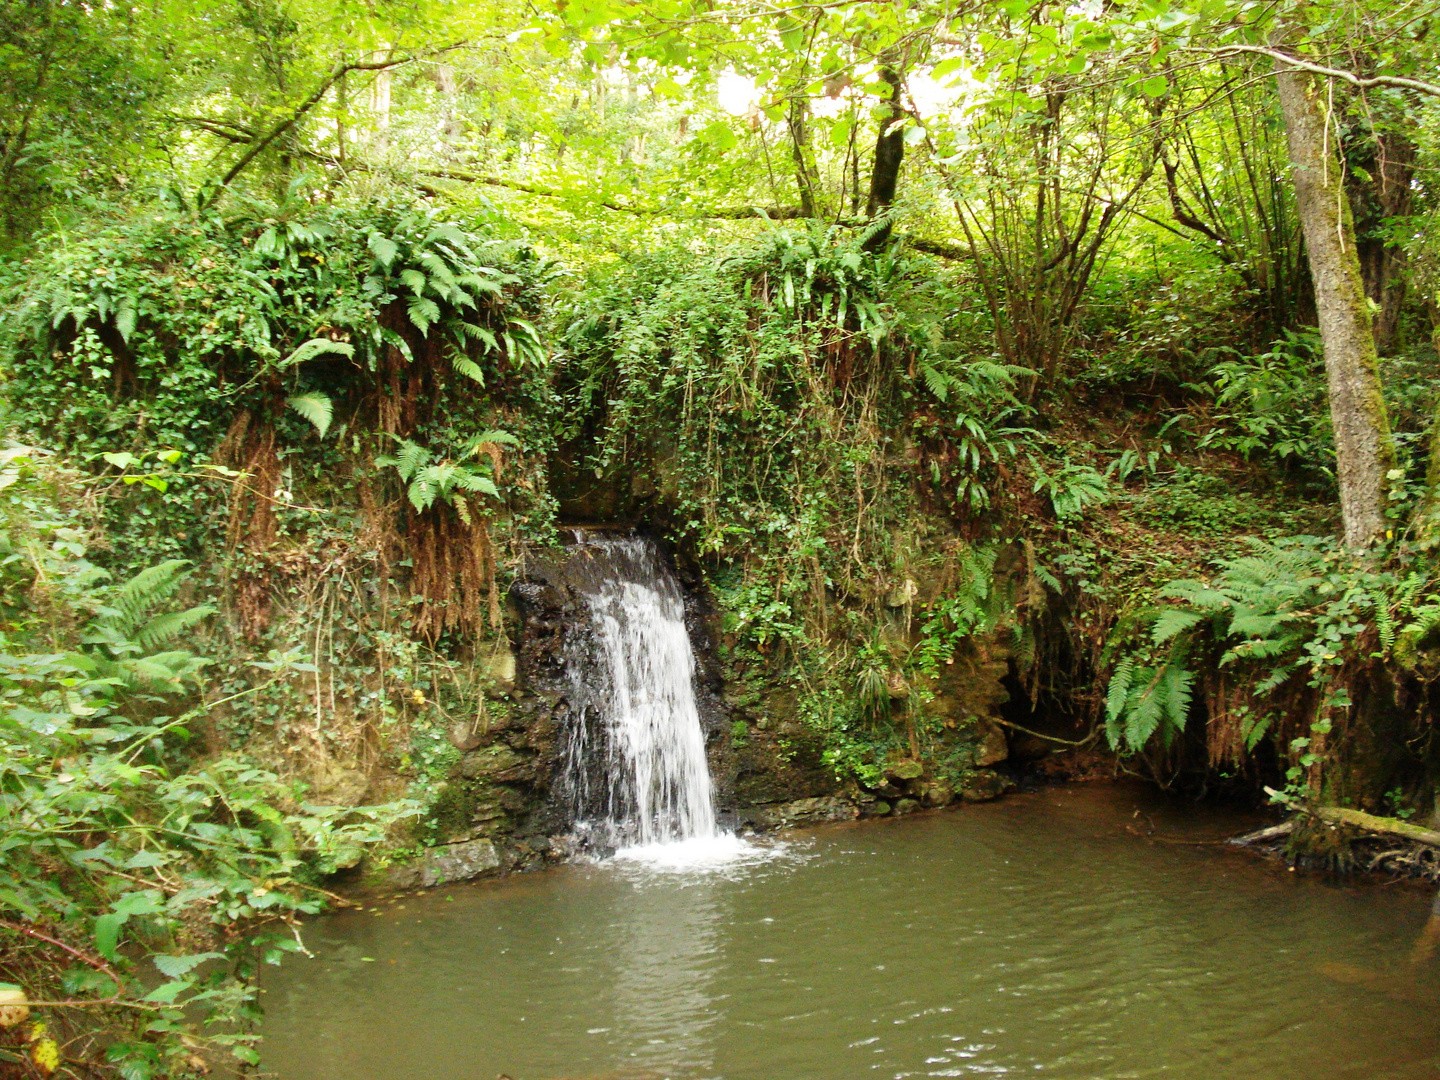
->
[1183,44,1440,98]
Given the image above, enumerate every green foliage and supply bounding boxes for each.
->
[1030,458,1111,524]
[1105,535,1440,761]
[375,431,514,522]
[1198,331,1331,472]
[0,449,419,1074]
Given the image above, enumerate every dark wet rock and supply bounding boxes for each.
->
[959,769,1013,803]
[920,780,955,808]
[867,800,893,816]
[973,720,1009,767]
[751,796,859,829]
[419,838,501,887]
[893,798,921,815]
[460,745,535,783]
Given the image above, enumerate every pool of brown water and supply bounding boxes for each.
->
[262,783,1440,1080]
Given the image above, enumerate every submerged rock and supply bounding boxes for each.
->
[752,796,859,829]
[419,838,501,887]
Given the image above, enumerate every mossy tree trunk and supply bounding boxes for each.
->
[1274,61,1397,549]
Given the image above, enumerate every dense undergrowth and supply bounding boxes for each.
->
[2,184,1439,1073]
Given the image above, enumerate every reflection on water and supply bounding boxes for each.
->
[607,869,721,1076]
[263,785,1440,1080]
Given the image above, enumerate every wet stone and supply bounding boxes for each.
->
[886,759,924,782]
[959,769,1012,803]
[460,745,534,783]
[420,839,501,887]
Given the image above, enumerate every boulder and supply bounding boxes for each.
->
[959,769,1012,803]
[893,798,921,815]
[886,759,924,783]
[483,644,517,691]
[920,780,955,808]
[973,720,1009,767]
[420,839,501,887]
[884,578,918,607]
[752,796,859,829]
[448,719,486,752]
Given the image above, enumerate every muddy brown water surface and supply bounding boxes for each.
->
[263,784,1440,1080]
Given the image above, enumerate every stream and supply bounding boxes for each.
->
[262,783,1440,1080]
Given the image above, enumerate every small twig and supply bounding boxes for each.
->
[0,920,133,1009]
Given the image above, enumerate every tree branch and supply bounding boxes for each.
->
[212,52,449,197]
[1185,45,1440,98]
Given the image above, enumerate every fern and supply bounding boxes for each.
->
[137,606,216,651]
[1151,608,1204,645]
[1159,664,1194,736]
[109,561,190,634]
[285,392,333,438]
[1105,655,1136,748]
[452,356,487,386]
[1125,670,1165,751]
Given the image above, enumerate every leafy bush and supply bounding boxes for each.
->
[1104,534,1440,803]
[0,447,417,1077]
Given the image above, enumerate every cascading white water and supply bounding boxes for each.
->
[558,534,719,850]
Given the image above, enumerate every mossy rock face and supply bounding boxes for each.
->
[426,782,479,844]
[886,759,924,782]
[460,744,535,783]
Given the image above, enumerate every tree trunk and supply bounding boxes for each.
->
[1345,126,1414,355]
[1274,62,1396,549]
[862,65,905,252]
[787,96,819,218]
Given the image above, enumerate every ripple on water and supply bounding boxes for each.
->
[262,785,1440,1080]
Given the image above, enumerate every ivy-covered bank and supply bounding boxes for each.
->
[4,190,1440,1075]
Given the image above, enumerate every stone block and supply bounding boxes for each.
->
[753,796,859,829]
[420,839,501,887]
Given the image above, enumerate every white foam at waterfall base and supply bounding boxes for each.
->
[611,832,787,873]
[559,534,770,868]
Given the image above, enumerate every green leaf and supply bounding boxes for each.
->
[143,981,188,1003]
[277,339,354,369]
[95,913,124,960]
[286,392,334,438]
[1152,608,1204,645]
[1139,75,1169,98]
[367,233,400,268]
[153,952,222,978]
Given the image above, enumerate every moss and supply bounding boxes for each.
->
[421,782,477,844]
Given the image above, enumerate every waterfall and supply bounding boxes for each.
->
[558,533,719,850]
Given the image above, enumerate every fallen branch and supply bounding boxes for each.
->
[1229,820,1295,846]
[1259,790,1440,850]
[0,920,130,1009]
[1311,806,1440,849]
[988,715,1098,748]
